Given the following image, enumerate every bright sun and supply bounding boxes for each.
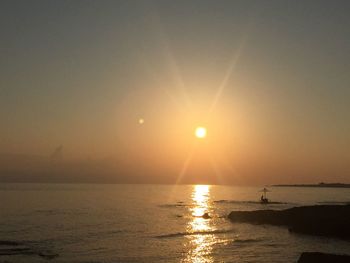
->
[195,127,207,138]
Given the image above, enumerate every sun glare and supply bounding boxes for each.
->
[183,185,216,263]
[195,127,207,138]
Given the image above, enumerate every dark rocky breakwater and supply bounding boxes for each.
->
[297,252,350,263]
[228,204,350,239]
[229,205,350,262]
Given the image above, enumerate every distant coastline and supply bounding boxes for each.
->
[272,183,350,188]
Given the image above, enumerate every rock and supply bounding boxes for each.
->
[202,212,211,219]
[297,252,350,263]
[228,204,350,239]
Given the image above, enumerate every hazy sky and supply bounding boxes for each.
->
[1,1,349,184]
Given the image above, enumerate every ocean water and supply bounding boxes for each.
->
[0,184,349,263]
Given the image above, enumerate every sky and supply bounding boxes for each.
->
[0,0,349,184]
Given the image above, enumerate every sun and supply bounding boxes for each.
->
[195,127,207,138]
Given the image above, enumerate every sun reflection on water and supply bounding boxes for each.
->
[182,185,216,263]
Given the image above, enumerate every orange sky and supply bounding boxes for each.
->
[0,1,349,184]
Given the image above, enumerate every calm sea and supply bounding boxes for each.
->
[0,184,349,262]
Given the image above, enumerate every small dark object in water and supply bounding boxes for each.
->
[297,252,350,263]
[202,212,211,219]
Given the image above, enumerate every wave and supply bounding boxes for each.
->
[0,240,58,259]
[233,238,262,243]
[154,229,236,239]
[33,209,89,216]
[158,204,188,208]
[0,240,21,246]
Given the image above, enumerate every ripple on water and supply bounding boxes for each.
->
[0,240,59,260]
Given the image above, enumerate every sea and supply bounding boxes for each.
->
[0,184,349,262]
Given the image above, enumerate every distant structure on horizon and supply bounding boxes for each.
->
[50,145,63,163]
[273,182,350,188]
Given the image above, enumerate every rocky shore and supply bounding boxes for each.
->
[297,252,350,263]
[228,204,350,239]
